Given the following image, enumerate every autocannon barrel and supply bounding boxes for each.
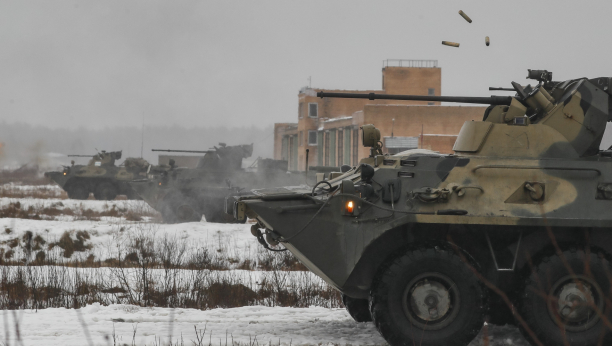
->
[317,92,513,105]
[67,155,94,157]
[152,149,213,154]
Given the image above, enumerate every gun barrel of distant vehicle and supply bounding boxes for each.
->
[151,149,213,154]
[67,155,94,157]
[489,87,516,91]
[317,92,513,105]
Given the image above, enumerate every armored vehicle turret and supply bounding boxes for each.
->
[44,151,154,200]
[232,71,612,346]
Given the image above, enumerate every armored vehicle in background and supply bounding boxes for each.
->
[232,71,612,346]
[45,151,154,200]
[129,143,333,224]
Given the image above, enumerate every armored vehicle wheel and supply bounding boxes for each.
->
[342,294,372,322]
[518,249,612,346]
[66,182,89,200]
[94,182,118,200]
[160,192,202,223]
[370,246,486,346]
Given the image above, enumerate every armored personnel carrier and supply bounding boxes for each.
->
[232,71,612,346]
[130,144,306,223]
[45,151,152,200]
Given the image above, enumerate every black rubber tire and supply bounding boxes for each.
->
[342,294,372,322]
[518,249,612,346]
[66,182,90,200]
[370,246,487,346]
[160,192,202,224]
[93,182,118,200]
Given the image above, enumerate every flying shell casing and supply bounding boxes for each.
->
[442,41,460,48]
[458,10,472,23]
[485,36,490,46]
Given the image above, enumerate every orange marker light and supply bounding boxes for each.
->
[158,182,162,186]
[346,201,354,214]
[63,172,67,175]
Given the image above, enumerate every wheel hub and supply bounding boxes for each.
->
[402,272,459,330]
[410,280,451,321]
[549,276,603,331]
[558,283,594,322]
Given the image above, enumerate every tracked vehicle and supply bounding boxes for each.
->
[233,71,612,346]
[45,151,151,200]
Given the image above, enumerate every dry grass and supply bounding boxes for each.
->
[0,200,156,221]
[0,229,341,311]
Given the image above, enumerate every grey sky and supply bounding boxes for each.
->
[1,0,611,130]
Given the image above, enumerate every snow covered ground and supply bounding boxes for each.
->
[2,304,528,346]
[0,183,65,198]
[0,217,258,264]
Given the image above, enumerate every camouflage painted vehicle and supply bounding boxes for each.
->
[232,71,612,346]
[44,151,152,200]
[129,143,325,224]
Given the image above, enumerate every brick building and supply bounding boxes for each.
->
[274,60,486,171]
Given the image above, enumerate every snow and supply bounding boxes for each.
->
[0,183,65,198]
[0,217,257,263]
[322,116,353,123]
[0,304,528,346]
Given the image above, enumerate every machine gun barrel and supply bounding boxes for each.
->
[152,149,213,154]
[317,92,512,105]
[67,155,94,157]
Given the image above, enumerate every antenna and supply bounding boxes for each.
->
[391,118,395,138]
[140,113,144,158]
[308,76,311,88]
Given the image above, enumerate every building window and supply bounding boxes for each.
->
[344,127,351,165]
[337,129,343,166]
[281,136,289,160]
[324,132,330,166]
[299,131,303,147]
[309,103,318,118]
[291,135,298,170]
[308,130,317,146]
[317,131,324,166]
[352,128,359,165]
[329,130,336,167]
[385,136,419,154]
[299,102,304,119]
[428,88,435,105]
